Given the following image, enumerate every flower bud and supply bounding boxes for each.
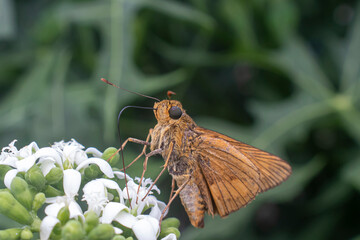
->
[63,159,72,169]
[57,207,70,225]
[111,236,126,240]
[45,167,63,184]
[159,227,180,239]
[161,217,180,229]
[25,165,46,190]
[85,211,99,233]
[20,228,33,240]
[10,176,34,210]
[102,147,120,167]
[44,185,63,197]
[0,165,12,181]
[0,190,33,225]
[88,224,114,240]
[32,192,46,212]
[61,220,85,240]
[0,228,22,239]
[84,164,101,179]
[31,217,41,232]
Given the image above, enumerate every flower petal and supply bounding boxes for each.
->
[69,201,84,219]
[36,147,62,169]
[150,200,167,220]
[161,233,177,240]
[0,156,17,167]
[85,147,103,158]
[114,211,138,228]
[4,169,18,189]
[76,158,114,178]
[63,169,81,197]
[15,155,37,172]
[101,202,129,224]
[19,141,39,158]
[97,178,123,203]
[132,215,159,240]
[113,227,123,235]
[44,201,65,217]
[114,171,133,182]
[40,216,60,240]
[38,160,56,176]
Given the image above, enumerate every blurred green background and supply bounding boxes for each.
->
[1,0,360,239]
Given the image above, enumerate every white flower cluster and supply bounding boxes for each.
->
[0,139,176,240]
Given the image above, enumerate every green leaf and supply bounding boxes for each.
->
[266,0,299,44]
[137,0,215,31]
[0,0,16,40]
[0,50,57,133]
[250,92,333,150]
[341,157,360,191]
[339,108,360,144]
[220,0,257,49]
[273,38,333,99]
[340,3,360,101]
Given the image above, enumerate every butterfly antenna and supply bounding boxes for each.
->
[101,78,160,102]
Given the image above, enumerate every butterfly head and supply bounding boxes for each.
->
[153,100,185,124]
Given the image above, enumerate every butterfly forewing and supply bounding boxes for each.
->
[194,127,292,217]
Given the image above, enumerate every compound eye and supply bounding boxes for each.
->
[169,106,182,119]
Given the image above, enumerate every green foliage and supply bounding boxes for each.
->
[1,0,359,239]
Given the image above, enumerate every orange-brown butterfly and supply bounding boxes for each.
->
[103,79,292,228]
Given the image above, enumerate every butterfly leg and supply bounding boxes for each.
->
[141,141,175,201]
[168,178,176,202]
[123,129,153,169]
[135,147,163,203]
[116,129,153,207]
[159,176,191,227]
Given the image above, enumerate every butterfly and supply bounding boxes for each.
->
[147,98,292,228]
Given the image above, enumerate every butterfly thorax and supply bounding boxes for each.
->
[151,112,199,176]
[151,98,200,177]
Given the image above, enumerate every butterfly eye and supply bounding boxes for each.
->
[169,106,182,119]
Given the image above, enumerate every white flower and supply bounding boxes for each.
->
[52,139,114,178]
[82,178,123,215]
[44,169,83,219]
[101,203,161,240]
[1,140,42,189]
[124,178,167,219]
[0,140,39,169]
[132,215,160,240]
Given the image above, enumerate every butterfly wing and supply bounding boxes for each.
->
[194,127,292,217]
